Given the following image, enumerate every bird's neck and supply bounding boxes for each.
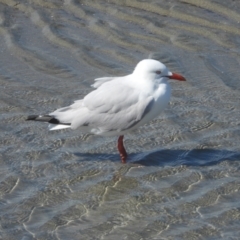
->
[130,75,169,95]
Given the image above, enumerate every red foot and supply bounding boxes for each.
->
[117,135,127,163]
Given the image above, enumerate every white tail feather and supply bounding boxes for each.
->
[48,124,71,131]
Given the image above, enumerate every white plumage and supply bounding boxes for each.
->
[27,59,186,163]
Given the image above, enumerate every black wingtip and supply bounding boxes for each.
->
[26,115,38,121]
[48,118,60,124]
[26,114,71,126]
[26,115,55,122]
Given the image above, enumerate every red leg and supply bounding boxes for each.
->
[117,135,127,163]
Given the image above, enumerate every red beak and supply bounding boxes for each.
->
[169,72,186,81]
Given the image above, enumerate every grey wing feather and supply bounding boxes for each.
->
[71,82,154,132]
[91,77,116,88]
[49,79,155,134]
[49,100,84,124]
[91,75,130,88]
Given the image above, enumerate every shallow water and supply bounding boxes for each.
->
[0,0,240,239]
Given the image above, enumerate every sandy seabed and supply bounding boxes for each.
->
[0,0,240,239]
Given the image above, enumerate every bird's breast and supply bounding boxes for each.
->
[136,83,171,127]
[148,83,171,117]
[153,83,171,107]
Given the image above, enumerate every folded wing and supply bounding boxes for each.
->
[50,80,154,134]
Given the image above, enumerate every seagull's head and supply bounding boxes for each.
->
[133,59,186,83]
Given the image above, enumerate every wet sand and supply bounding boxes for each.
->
[0,0,240,239]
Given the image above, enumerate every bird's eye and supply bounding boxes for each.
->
[156,70,161,74]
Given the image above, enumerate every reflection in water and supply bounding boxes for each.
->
[0,0,240,239]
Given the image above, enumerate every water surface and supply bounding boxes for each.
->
[0,0,240,239]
